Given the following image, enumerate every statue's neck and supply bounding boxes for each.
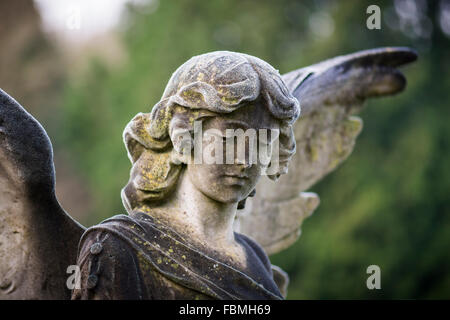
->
[135,170,239,248]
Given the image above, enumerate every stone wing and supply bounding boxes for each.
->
[0,89,85,299]
[235,47,417,255]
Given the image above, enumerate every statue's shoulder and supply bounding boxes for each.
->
[73,215,148,299]
[78,214,131,248]
[76,214,147,268]
[235,232,272,273]
[80,213,141,240]
[77,215,139,259]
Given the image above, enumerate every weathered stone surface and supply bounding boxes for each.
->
[235,192,320,255]
[0,48,417,299]
[0,89,84,299]
[236,48,417,255]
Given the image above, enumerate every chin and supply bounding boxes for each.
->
[204,187,249,204]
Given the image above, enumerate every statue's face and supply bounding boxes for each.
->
[186,101,280,204]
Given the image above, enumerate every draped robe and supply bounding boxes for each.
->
[71,211,283,300]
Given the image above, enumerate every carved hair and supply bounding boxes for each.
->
[121,51,300,211]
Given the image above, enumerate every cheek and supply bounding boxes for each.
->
[187,163,222,193]
[189,163,221,181]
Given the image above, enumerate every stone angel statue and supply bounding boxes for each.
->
[0,47,417,299]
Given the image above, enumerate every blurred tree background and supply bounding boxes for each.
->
[1,0,449,299]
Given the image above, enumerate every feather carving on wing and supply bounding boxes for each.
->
[0,89,85,299]
[235,47,417,255]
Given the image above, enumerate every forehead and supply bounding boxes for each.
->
[203,101,280,131]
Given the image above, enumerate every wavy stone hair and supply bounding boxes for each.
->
[121,51,300,211]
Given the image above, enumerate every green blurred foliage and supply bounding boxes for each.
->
[54,0,450,298]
